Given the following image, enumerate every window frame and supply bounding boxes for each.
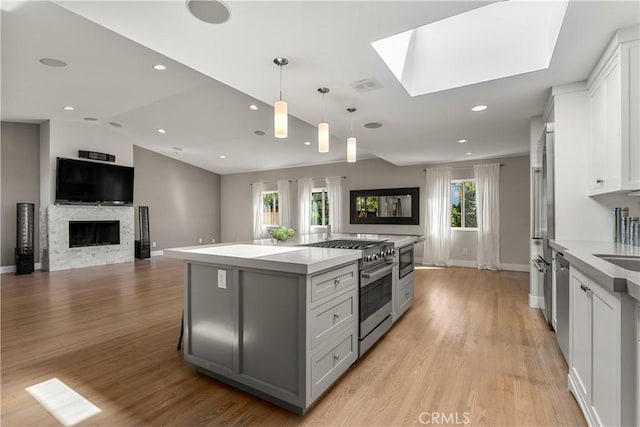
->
[261,190,279,228]
[311,187,329,229]
[451,179,477,231]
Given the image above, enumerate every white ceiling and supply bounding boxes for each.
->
[2,1,639,175]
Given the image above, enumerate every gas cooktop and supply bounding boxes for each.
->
[303,240,382,250]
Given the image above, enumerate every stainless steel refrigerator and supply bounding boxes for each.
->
[532,123,555,324]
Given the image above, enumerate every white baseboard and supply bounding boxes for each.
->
[1,263,42,274]
[151,250,164,257]
[418,258,530,272]
[529,294,544,308]
[501,263,530,272]
[448,259,477,268]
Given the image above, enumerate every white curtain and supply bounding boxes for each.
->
[423,167,452,266]
[474,163,502,270]
[298,178,313,236]
[252,182,264,240]
[325,176,343,233]
[277,180,291,227]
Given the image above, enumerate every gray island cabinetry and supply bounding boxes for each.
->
[164,244,362,414]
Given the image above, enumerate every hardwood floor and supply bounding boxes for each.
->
[1,259,585,426]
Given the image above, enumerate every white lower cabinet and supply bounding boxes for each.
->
[569,267,638,426]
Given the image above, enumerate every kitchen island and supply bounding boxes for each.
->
[164,243,362,414]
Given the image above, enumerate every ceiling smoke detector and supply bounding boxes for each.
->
[364,122,383,129]
[186,0,230,24]
[39,58,67,67]
[350,78,384,93]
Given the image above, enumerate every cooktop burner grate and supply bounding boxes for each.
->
[303,240,381,250]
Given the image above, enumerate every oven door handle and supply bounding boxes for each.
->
[361,263,396,285]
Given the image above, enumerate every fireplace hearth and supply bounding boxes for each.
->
[69,220,120,248]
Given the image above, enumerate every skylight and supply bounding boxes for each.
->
[371,0,569,96]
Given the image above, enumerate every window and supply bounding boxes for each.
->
[451,180,477,229]
[311,188,330,227]
[262,191,279,226]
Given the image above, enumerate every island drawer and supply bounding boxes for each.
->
[310,329,357,400]
[310,291,356,349]
[310,263,357,303]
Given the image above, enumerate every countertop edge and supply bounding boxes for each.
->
[550,239,640,301]
[163,247,361,275]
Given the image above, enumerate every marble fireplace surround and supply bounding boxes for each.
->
[43,205,134,271]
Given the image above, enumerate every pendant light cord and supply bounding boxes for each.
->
[279,65,283,102]
[322,92,325,122]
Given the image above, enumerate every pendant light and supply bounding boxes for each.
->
[317,87,330,153]
[346,107,357,163]
[273,57,288,139]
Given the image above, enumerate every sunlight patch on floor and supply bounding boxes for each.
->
[25,378,101,426]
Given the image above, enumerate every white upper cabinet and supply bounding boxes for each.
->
[588,26,639,195]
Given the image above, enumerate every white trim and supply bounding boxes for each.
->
[501,263,530,272]
[448,259,477,268]
[451,228,478,232]
[1,263,42,274]
[418,259,530,272]
[529,294,544,308]
[151,250,164,257]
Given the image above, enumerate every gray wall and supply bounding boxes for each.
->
[1,122,40,265]
[220,155,530,266]
[133,146,221,250]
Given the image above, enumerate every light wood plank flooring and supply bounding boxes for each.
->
[1,259,585,426]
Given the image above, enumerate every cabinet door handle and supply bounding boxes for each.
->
[580,284,588,292]
[334,278,341,286]
[596,179,604,185]
[333,312,340,319]
[333,353,340,361]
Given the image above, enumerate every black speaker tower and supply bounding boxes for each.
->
[15,203,35,275]
[135,206,151,259]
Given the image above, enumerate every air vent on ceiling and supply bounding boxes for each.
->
[350,78,384,93]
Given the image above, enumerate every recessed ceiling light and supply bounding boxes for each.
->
[249,104,259,111]
[109,122,123,128]
[186,0,231,24]
[457,139,468,143]
[153,64,167,71]
[63,106,74,111]
[364,122,383,129]
[83,117,98,121]
[471,105,487,112]
[39,58,67,67]
[254,130,266,136]
[158,129,166,134]
[219,155,226,159]
[304,141,311,146]
[173,146,183,152]
[465,152,473,155]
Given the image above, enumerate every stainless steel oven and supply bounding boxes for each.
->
[359,261,393,356]
[398,244,414,279]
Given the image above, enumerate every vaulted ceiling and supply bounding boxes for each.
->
[2,1,639,174]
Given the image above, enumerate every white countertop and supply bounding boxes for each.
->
[550,239,640,301]
[163,243,361,275]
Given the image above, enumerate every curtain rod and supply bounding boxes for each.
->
[423,163,504,172]
[297,176,346,181]
[250,176,346,186]
[250,180,292,186]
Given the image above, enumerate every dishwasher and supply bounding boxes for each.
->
[555,252,570,363]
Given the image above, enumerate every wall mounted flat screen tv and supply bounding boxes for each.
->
[55,157,134,205]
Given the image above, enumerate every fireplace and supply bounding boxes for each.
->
[69,220,120,248]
